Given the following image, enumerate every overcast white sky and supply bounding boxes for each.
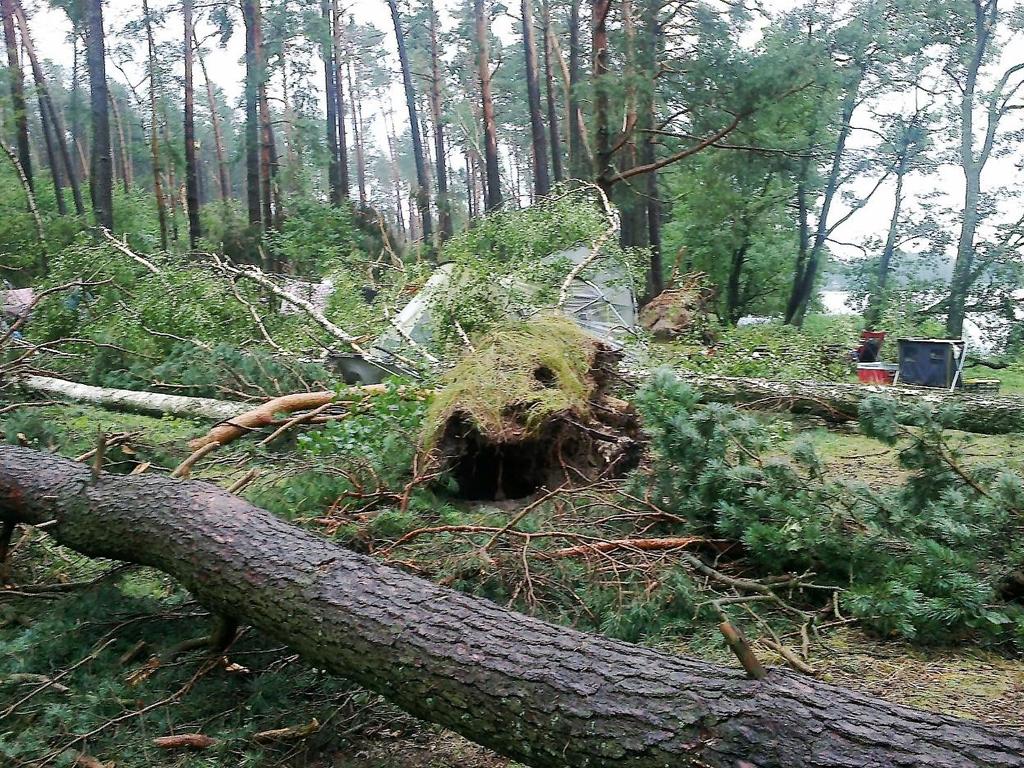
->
[20,0,1024,267]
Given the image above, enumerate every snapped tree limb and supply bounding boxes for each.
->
[1,446,1022,768]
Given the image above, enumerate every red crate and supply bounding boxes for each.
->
[857,363,897,384]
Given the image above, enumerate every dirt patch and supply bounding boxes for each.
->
[808,630,1024,728]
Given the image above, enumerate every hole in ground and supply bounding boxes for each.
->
[450,431,551,501]
[533,365,557,387]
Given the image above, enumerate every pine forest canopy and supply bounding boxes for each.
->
[0,0,1022,336]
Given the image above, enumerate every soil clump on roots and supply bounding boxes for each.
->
[419,316,642,500]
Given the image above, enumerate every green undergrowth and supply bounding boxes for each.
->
[655,314,861,380]
[1,550,419,768]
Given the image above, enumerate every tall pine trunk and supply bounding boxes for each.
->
[522,0,550,197]
[195,38,230,207]
[388,0,433,249]
[14,0,85,214]
[383,103,406,235]
[346,48,367,206]
[321,0,342,204]
[1,0,32,192]
[541,0,563,184]
[639,0,662,298]
[142,0,169,250]
[591,0,612,189]
[242,0,262,228]
[37,89,67,214]
[331,0,349,200]
[84,0,113,229]
[567,0,586,178]
[475,0,502,210]
[253,0,278,231]
[427,0,452,241]
[183,0,201,247]
[108,92,130,194]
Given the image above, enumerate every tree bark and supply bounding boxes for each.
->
[1,0,32,192]
[253,0,278,231]
[784,63,866,328]
[522,0,551,197]
[108,91,131,194]
[84,0,113,229]
[183,0,201,248]
[475,0,503,211]
[388,0,433,250]
[1,446,1023,768]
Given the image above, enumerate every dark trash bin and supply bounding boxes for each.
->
[895,338,966,390]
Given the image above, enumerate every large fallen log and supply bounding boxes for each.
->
[13,375,249,421]
[1,446,1022,768]
[16,368,1024,439]
[675,370,1024,434]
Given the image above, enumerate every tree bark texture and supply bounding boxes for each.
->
[84,0,113,229]
[591,0,612,188]
[567,0,586,178]
[14,376,249,422]
[1,446,1022,768]
[541,0,563,184]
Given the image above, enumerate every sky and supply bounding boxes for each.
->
[19,0,1024,271]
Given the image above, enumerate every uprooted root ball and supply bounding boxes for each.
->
[419,316,642,500]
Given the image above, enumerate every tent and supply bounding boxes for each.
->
[331,245,639,384]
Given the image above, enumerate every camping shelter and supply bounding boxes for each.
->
[332,245,638,384]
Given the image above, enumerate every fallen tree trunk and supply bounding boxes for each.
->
[13,376,249,422]
[1,446,1021,768]
[17,368,1024,440]
[675,371,1024,434]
